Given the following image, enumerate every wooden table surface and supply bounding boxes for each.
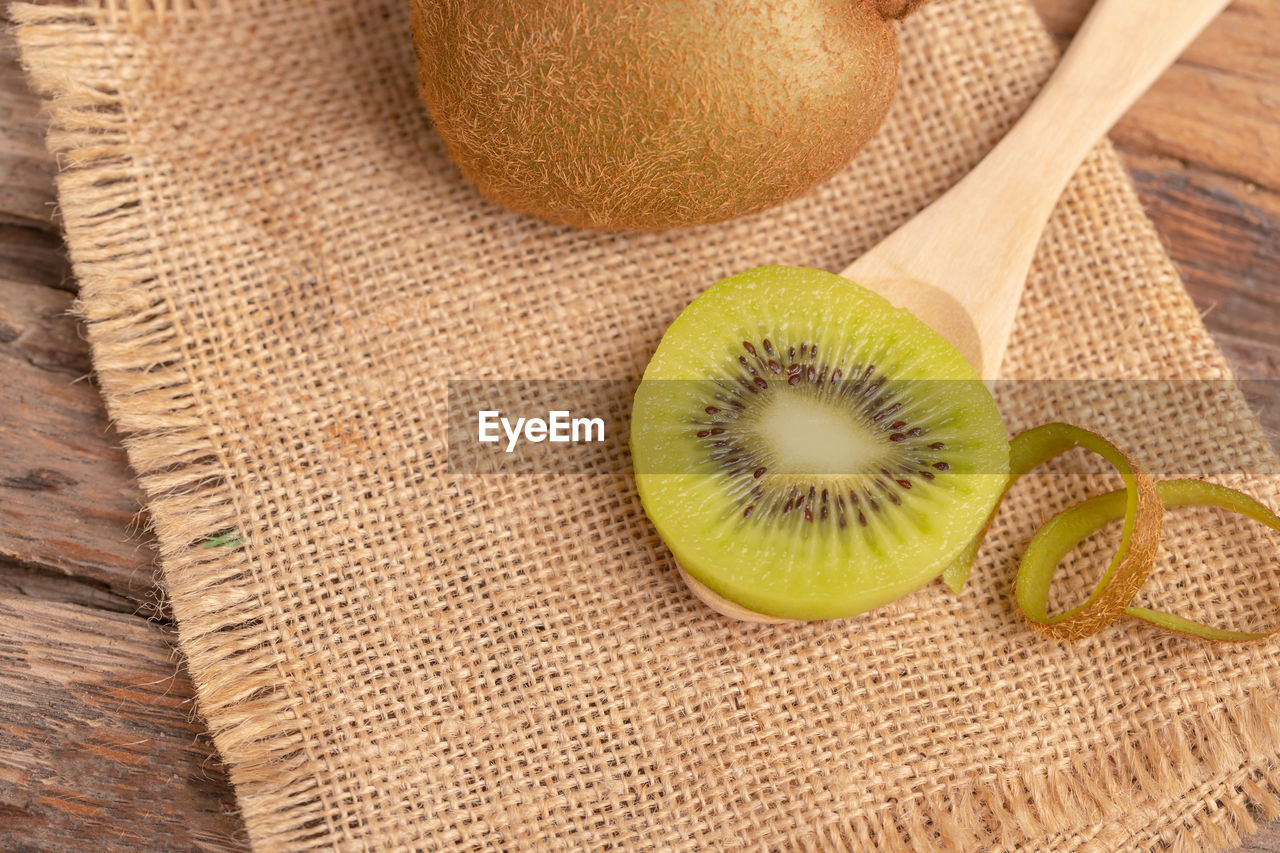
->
[1,1,1277,850]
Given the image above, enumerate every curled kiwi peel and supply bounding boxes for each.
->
[1011,475,1280,642]
[632,266,1280,641]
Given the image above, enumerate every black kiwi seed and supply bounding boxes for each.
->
[686,337,962,530]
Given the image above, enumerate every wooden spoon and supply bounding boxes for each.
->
[683,0,1233,623]
[845,0,1232,380]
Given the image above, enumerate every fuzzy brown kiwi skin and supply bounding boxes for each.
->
[409,0,914,231]
[872,0,931,19]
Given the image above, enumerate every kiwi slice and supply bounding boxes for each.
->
[631,266,1010,621]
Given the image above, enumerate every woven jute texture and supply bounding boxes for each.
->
[14,0,1280,850]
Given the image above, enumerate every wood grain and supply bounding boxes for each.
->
[0,596,244,852]
[1126,152,1280,348]
[0,282,165,612]
[0,32,56,229]
[0,1,1275,850]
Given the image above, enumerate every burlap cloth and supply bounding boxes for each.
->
[14,1,1280,850]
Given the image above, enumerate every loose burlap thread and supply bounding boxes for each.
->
[14,0,1280,850]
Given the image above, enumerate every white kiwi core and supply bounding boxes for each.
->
[749,391,885,476]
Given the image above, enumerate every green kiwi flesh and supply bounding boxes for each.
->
[409,0,905,230]
[631,266,1009,620]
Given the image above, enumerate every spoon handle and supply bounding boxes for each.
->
[840,0,1232,378]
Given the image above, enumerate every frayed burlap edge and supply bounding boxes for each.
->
[14,4,339,849]
[13,2,1280,850]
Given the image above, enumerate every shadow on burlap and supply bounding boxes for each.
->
[13,0,1280,850]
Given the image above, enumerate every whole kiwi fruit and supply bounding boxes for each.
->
[409,0,927,231]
